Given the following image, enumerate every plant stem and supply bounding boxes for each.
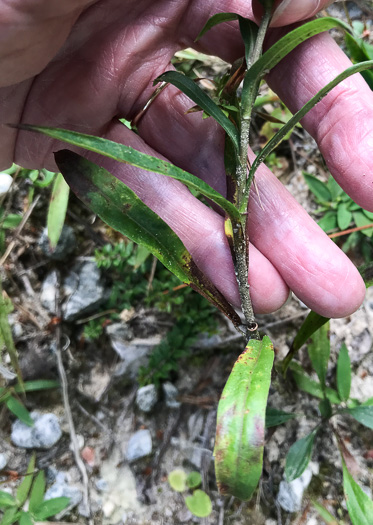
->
[232,5,273,340]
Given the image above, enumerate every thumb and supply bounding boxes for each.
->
[269,0,334,27]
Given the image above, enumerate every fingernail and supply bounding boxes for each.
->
[271,0,321,27]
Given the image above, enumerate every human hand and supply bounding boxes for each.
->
[0,0,369,317]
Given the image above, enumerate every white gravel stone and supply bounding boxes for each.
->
[136,384,158,413]
[44,471,82,511]
[162,382,181,409]
[0,173,13,196]
[0,453,8,470]
[11,412,62,449]
[277,466,314,513]
[126,429,152,462]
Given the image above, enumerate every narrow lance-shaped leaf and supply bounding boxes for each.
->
[312,500,340,525]
[342,459,373,525]
[154,71,240,154]
[337,343,351,402]
[214,336,274,501]
[16,454,35,507]
[47,172,70,249]
[5,396,33,426]
[33,497,71,520]
[12,124,241,223]
[308,322,330,390]
[265,407,296,428]
[195,12,239,41]
[247,60,373,194]
[238,16,258,66]
[289,362,341,405]
[28,471,46,514]
[285,427,318,482]
[344,406,373,430]
[283,311,329,373]
[55,150,242,329]
[241,17,352,118]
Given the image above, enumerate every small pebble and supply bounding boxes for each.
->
[126,429,152,462]
[11,412,62,449]
[0,173,13,196]
[162,382,181,409]
[0,453,8,470]
[136,384,158,413]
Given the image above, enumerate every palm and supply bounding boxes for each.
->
[0,0,370,317]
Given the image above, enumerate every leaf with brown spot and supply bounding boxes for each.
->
[214,336,274,501]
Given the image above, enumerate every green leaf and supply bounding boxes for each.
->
[55,150,241,329]
[318,211,338,233]
[5,396,33,426]
[168,469,187,492]
[319,397,332,419]
[47,172,70,249]
[362,209,373,220]
[16,124,240,223]
[345,32,373,89]
[337,343,351,402]
[312,500,339,525]
[184,490,212,518]
[337,203,352,230]
[342,460,373,525]
[33,497,70,520]
[195,12,239,41]
[19,512,33,525]
[0,491,16,509]
[345,406,373,430]
[248,60,373,189]
[28,471,46,514]
[353,211,373,237]
[289,362,341,405]
[14,379,60,393]
[2,214,22,229]
[285,428,318,482]
[186,471,202,490]
[242,17,352,119]
[265,407,296,428]
[16,454,35,507]
[327,176,344,201]
[303,173,332,203]
[154,71,239,154]
[214,336,274,501]
[283,311,329,373]
[238,16,258,66]
[308,322,330,390]
[0,508,19,525]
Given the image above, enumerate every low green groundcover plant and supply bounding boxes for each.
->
[8,0,373,520]
[0,454,70,525]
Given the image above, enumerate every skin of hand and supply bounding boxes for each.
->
[0,0,370,317]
